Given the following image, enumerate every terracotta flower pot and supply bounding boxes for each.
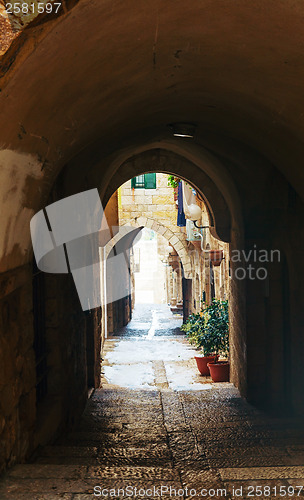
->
[207,361,230,382]
[191,240,202,250]
[209,250,224,266]
[195,355,218,376]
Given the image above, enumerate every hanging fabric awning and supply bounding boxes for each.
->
[177,181,186,226]
[182,181,196,218]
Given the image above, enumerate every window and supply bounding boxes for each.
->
[131,173,156,189]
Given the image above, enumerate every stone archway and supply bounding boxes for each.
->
[104,218,192,279]
[101,147,236,244]
[123,218,192,279]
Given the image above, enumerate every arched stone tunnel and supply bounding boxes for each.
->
[1,0,304,482]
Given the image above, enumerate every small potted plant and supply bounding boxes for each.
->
[205,299,229,382]
[208,249,224,266]
[181,299,229,380]
[181,308,218,375]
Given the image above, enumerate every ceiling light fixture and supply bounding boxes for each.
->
[168,122,196,139]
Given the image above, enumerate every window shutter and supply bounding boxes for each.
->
[131,175,145,188]
[144,173,156,189]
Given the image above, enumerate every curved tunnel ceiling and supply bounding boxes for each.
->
[0,0,304,192]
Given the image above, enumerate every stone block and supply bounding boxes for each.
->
[156,225,167,235]
[145,219,154,229]
[174,241,184,251]
[19,388,36,428]
[157,187,173,196]
[21,351,36,394]
[136,217,147,226]
[44,298,60,327]
[169,235,179,245]
[0,337,14,388]
[120,204,133,212]
[0,415,5,434]
[0,384,19,416]
[134,204,145,212]
[120,195,133,204]
[151,210,171,219]
[162,229,174,240]
[152,195,172,205]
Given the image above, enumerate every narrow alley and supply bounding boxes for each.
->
[1,306,304,499]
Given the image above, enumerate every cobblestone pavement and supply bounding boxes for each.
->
[112,304,183,338]
[1,310,304,499]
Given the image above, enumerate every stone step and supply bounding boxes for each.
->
[0,464,181,498]
[39,446,99,458]
[35,444,172,467]
[7,464,178,480]
[57,429,167,446]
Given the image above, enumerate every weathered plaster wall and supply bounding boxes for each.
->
[0,150,44,272]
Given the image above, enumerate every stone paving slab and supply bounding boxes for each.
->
[208,456,291,468]
[85,466,179,480]
[179,467,221,483]
[40,446,99,458]
[2,334,304,498]
[90,447,171,460]
[0,478,96,495]
[0,494,73,500]
[7,464,87,479]
[204,445,289,458]
[35,457,101,466]
[219,466,304,480]
[1,480,185,499]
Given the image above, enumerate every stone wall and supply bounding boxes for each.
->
[244,189,304,414]
[0,265,35,474]
[119,174,178,226]
[0,259,100,473]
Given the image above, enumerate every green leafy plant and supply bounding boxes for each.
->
[167,175,180,188]
[181,299,229,357]
[181,311,204,347]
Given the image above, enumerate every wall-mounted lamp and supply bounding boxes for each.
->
[187,204,210,229]
[166,244,173,254]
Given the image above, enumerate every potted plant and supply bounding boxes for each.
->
[205,299,230,382]
[208,250,224,266]
[181,299,229,379]
[181,307,218,375]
